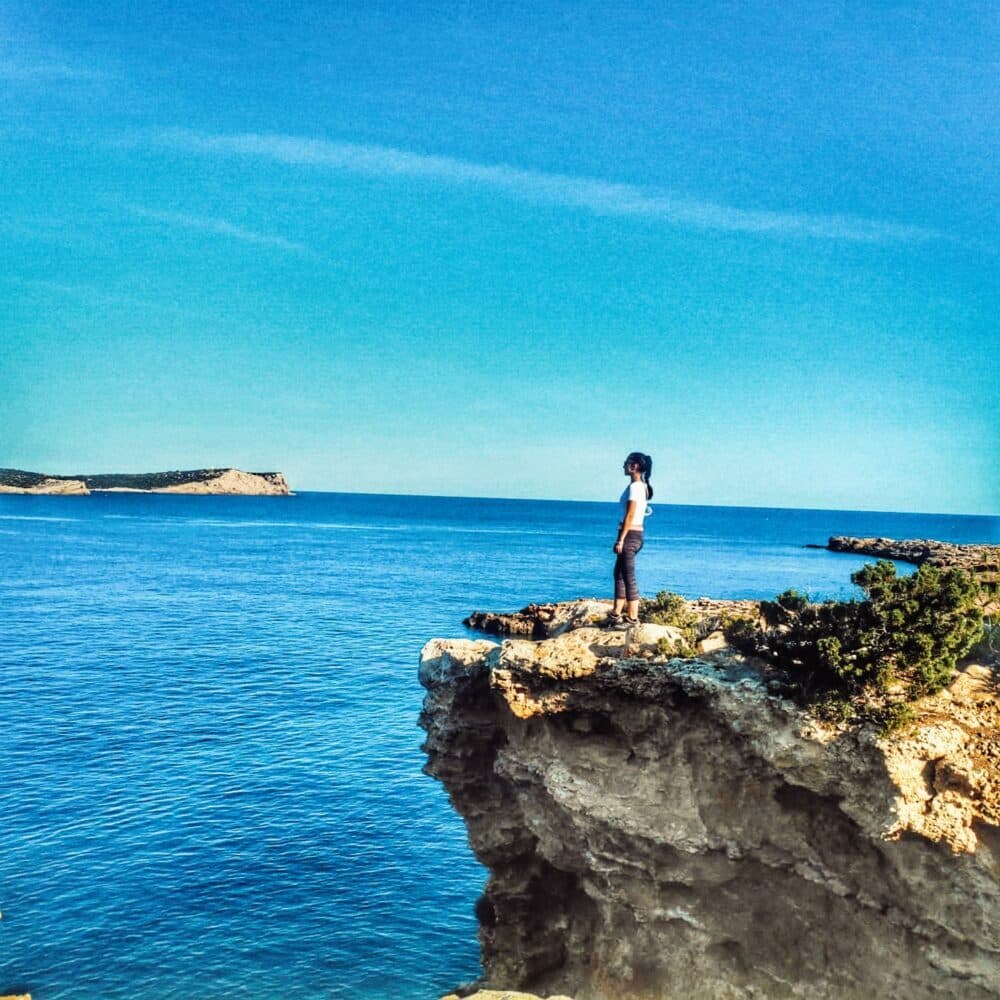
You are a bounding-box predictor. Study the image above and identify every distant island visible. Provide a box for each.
[0,468,292,496]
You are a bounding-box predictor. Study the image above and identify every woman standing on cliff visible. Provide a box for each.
[603,452,653,629]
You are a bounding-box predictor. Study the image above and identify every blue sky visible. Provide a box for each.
[2,1,997,513]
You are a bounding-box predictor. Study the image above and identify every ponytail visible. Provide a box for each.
[625,451,654,500]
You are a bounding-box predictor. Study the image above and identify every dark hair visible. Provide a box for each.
[625,452,653,500]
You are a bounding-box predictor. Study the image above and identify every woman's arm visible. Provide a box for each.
[614,501,638,552]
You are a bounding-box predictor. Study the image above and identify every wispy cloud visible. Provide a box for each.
[127,205,312,254]
[154,127,941,244]
[4,275,206,322]
[0,57,106,81]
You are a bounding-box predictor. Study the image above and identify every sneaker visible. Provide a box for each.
[622,616,641,628]
[601,614,625,630]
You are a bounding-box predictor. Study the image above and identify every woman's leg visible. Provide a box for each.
[613,552,627,614]
[623,532,643,618]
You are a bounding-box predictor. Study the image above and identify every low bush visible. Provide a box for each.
[656,635,698,659]
[725,561,983,729]
[641,591,700,657]
[640,591,698,629]
[760,589,810,622]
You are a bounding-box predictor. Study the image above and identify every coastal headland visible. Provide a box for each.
[824,536,999,609]
[0,468,291,496]
[422,560,999,998]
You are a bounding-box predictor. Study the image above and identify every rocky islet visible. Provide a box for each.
[0,467,291,495]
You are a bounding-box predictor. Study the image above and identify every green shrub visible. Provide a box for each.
[640,591,698,629]
[733,561,983,727]
[811,691,855,724]
[760,589,810,625]
[876,702,918,736]
[850,561,983,695]
[776,588,810,612]
[642,591,701,655]
[656,635,698,659]
[724,616,762,654]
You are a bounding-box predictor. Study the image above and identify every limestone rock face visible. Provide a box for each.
[150,469,291,495]
[0,477,88,494]
[420,626,1000,999]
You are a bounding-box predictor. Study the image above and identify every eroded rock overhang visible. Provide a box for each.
[420,602,1000,1000]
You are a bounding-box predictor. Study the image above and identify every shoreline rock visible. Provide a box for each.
[826,535,998,568]
[422,601,999,999]
[826,536,999,608]
[825,535,1000,615]
[465,601,612,638]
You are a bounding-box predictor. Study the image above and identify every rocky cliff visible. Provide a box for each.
[420,602,1000,1000]
[0,468,291,495]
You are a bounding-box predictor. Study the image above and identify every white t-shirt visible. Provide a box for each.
[619,480,649,530]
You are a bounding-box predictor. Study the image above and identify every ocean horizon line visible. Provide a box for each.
[274,489,1000,522]
[6,483,996,522]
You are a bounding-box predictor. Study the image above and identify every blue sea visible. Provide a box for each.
[1,492,996,999]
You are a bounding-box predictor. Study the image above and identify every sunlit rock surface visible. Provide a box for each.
[0,474,88,494]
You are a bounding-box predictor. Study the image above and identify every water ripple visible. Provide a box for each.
[1,492,995,998]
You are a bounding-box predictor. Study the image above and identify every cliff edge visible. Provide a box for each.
[420,603,999,999]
